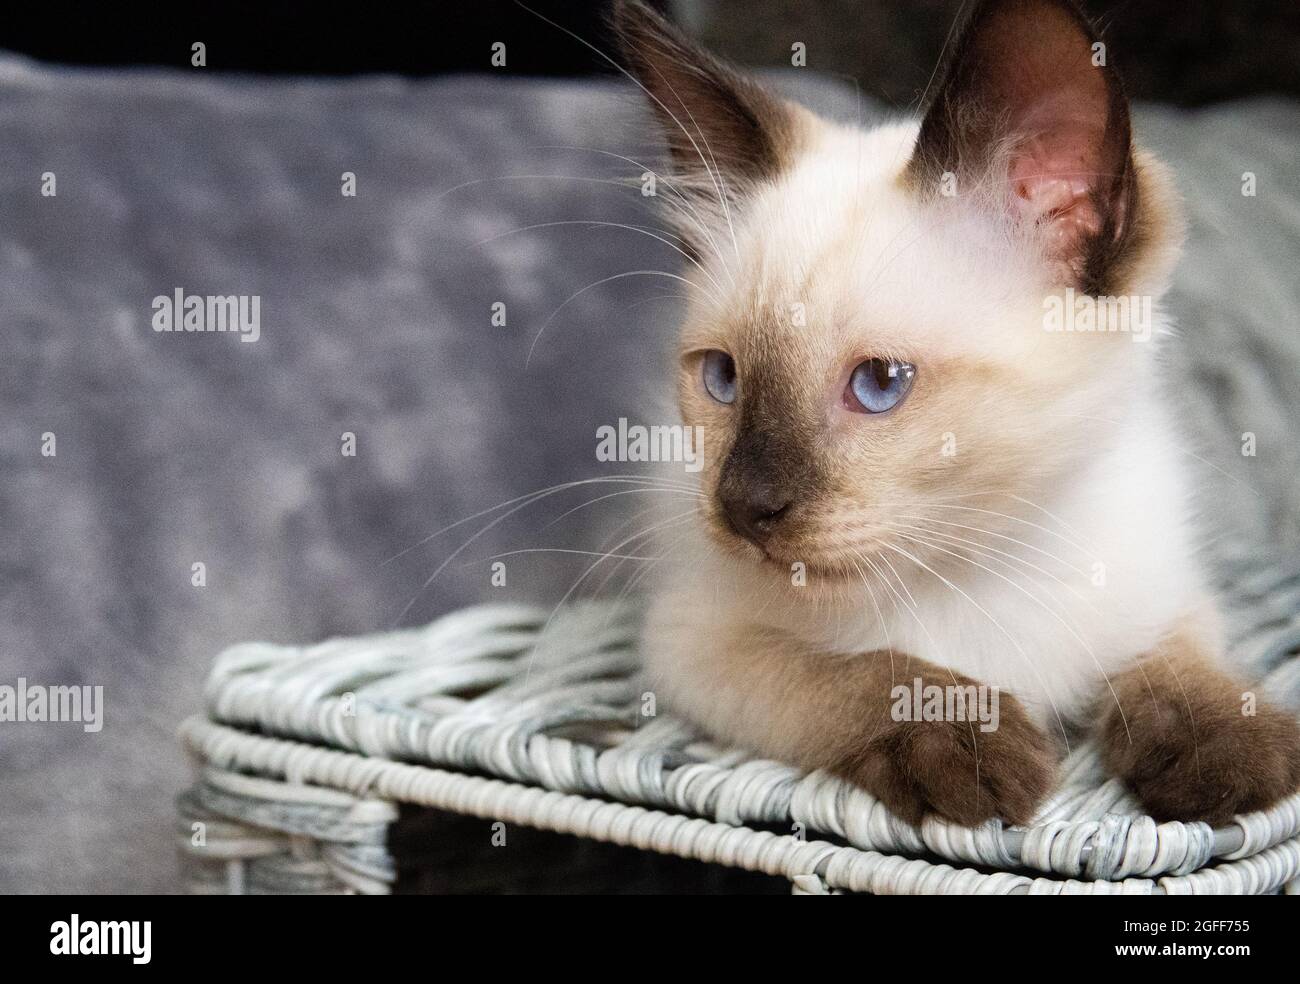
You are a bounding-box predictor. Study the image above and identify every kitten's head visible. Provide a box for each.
[613,0,1181,586]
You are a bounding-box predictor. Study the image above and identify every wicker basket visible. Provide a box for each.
[177,562,1300,894]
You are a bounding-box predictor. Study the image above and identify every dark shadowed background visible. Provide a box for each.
[9,1,1300,107]
[3,0,1300,893]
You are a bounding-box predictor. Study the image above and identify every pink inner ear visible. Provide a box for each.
[1008,115,1109,272]
[981,2,1128,278]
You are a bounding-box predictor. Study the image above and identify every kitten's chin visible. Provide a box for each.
[716,533,865,588]
[770,553,866,586]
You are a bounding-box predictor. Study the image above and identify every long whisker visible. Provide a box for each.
[597,521,696,638]
[890,530,1105,675]
[533,144,737,280]
[432,173,636,202]
[883,520,1100,616]
[473,219,726,298]
[390,477,699,625]
[540,508,700,630]
[605,518,697,607]
[526,269,720,367]
[908,503,1099,558]
[848,549,893,664]
[526,508,701,682]
[383,475,699,566]
[882,537,1072,750]
[464,547,660,564]
[910,488,1097,548]
[849,546,978,753]
[876,550,920,613]
[515,1,741,260]
[540,486,703,533]
[894,506,1097,569]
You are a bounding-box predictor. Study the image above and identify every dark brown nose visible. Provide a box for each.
[720,485,793,547]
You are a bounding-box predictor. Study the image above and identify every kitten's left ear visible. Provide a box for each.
[610,1,806,223]
[908,0,1135,292]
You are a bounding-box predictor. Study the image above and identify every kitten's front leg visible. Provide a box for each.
[1098,629,1300,825]
[644,608,1055,826]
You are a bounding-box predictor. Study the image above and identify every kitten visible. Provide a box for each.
[612,0,1300,826]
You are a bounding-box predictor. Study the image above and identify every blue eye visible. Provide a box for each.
[702,349,737,404]
[847,358,915,414]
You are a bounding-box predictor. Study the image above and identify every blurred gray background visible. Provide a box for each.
[3,1,1300,893]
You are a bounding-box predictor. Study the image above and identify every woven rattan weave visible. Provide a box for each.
[178,560,1300,894]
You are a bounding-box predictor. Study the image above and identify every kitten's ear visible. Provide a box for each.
[908,0,1135,292]
[611,1,804,205]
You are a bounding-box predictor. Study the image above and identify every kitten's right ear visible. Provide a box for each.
[907,0,1137,293]
[611,1,804,210]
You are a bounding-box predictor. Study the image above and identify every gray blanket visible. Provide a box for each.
[2,55,1298,892]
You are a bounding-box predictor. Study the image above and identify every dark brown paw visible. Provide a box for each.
[1100,665,1300,826]
[834,686,1055,827]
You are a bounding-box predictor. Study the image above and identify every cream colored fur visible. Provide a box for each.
[642,116,1216,745]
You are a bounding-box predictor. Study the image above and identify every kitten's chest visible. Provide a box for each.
[780,568,1154,722]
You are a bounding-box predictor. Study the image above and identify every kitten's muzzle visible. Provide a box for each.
[716,425,802,549]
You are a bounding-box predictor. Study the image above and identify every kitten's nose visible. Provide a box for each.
[721,486,793,547]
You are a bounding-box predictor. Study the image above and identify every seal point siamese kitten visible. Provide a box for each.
[612,0,1300,826]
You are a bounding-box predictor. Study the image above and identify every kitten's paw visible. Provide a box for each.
[1100,674,1300,826]
[835,689,1055,827]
